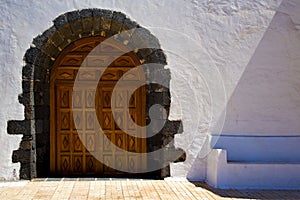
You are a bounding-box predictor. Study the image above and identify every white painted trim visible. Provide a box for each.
[210,134,300,163]
[206,149,300,189]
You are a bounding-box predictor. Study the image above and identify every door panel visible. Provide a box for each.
[50,36,146,176]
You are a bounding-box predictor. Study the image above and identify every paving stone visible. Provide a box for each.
[0,179,299,199]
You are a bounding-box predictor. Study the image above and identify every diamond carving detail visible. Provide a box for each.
[103,92,111,108]
[75,158,82,171]
[87,158,94,170]
[61,112,70,130]
[62,136,69,150]
[74,136,82,152]
[62,157,69,171]
[61,90,69,108]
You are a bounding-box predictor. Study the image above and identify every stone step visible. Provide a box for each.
[206,149,300,190]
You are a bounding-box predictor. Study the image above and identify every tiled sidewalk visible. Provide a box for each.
[0,178,299,199]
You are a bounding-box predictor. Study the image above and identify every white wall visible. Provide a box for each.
[205,1,300,188]
[1,0,296,181]
[222,0,300,135]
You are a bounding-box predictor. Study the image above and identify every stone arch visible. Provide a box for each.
[7,8,185,179]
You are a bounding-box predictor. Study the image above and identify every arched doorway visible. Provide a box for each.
[50,36,146,176]
[8,9,184,179]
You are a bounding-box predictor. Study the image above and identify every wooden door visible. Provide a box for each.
[50,36,146,176]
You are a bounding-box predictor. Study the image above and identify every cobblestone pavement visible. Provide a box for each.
[0,178,299,199]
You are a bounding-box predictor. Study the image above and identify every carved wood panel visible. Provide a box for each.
[50,36,146,176]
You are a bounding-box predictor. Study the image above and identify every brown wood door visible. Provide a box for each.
[50,36,146,176]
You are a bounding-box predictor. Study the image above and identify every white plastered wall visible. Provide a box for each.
[0,0,293,181]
